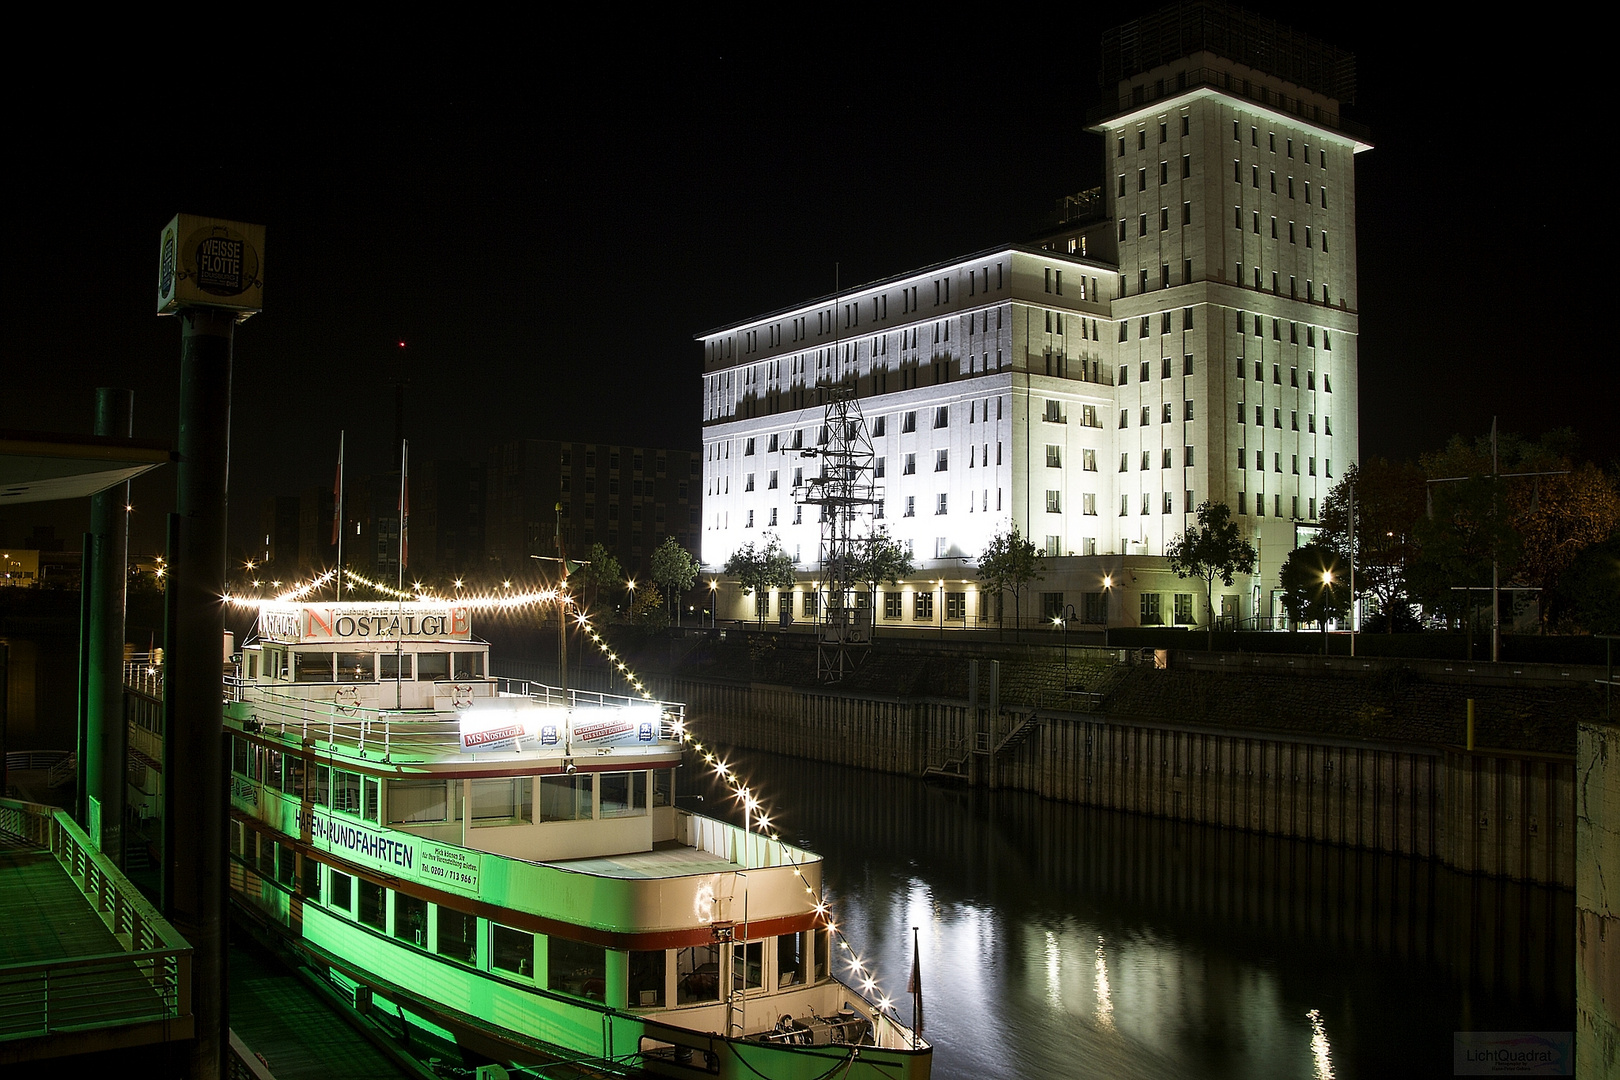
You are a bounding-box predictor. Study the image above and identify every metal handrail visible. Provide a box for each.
[0,798,193,1044]
[228,678,686,763]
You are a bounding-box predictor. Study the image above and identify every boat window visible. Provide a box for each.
[599,773,646,818]
[629,950,666,1008]
[492,925,534,978]
[389,779,451,825]
[676,944,721,1004]
[256,833,275,878]
[417,652,450,681]
[539,774,592,822]
[439,908,478,964]
[294,651,335,682]
[337,652,373,683]
[276,843,296,887]
[364,777,380,822]
[302,858,322,903]
[815,928,829,981]
[395,894,428,947]
[652,769,672,808]
[732,941,762,991]
[380,652,411,680]
[266,749,283,790]
[284,756,305,798]
[452,652,483,679]
[232,737,249,777]
[549,938,606,1002]
[229,820,244,856]
[245,652,258,680]
[777,932,805,988]
[333,770,362,815]
[471,778,531,825]
[358,880,386,931]
[329,870,352,914]
[313,765,331,808]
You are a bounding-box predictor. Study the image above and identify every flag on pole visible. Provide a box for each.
[907,926,924,1036]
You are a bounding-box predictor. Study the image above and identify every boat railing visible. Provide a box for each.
[676,809,816,873]
[0,797,193,1043]
[228,680,684,763]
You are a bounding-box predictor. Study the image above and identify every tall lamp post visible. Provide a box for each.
[1321,570,1335,656]
[936,579,945,640]
[709,579,718,628]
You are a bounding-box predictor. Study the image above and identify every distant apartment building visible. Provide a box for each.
[486,439,701,581]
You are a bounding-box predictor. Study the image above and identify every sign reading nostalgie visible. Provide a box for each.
[258,602,471,644]
[157,213,266,318]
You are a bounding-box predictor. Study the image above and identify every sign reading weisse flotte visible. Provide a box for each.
[258,602,471,644]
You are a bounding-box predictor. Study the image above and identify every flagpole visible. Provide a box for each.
[334,431,345,602]
[396,439,407,710]
[908,924,923,1047]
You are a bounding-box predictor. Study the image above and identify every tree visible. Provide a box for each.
[627,582,670,634]
[650,536,700,625]
[977,525,1044,639]
[1548,528,1620,635]
[1318,460,1426,632]
[723,532,796,627]
[570,543,624,616]
[846,527,914,631]
[1279,541,1352,640]
[1165,500,1257,648]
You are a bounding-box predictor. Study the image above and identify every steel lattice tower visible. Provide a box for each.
[793,387,880,682]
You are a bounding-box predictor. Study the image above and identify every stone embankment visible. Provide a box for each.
[650,631,1601,887]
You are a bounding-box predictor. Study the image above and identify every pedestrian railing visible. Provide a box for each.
[0,798,193,1045]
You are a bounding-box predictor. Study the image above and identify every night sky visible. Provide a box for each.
[2,11,1602,558]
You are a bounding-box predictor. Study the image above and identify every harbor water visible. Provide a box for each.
[685,749,1573,1080]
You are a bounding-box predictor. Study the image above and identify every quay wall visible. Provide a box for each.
[1576,720,1620,1078]
[673,657,1584,888]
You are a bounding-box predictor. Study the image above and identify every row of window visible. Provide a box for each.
[557,449,673,476]
[1120,447,1197,470]
[1237,406,1333,435]
[256,649,483,685]
[1120,491,1198,515]
[717,265,1011,362]
[235,828,829,1009]
[232,740,671,828]
[1239,359,1332,391]
[1238,450,1331,478]
[1119,401,1196,426]
[1235,492,1318,520]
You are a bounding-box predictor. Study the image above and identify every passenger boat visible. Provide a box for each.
[225,599,930,1079]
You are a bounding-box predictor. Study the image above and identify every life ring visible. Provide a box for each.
[450,684,475,710]
[333,686,361,715]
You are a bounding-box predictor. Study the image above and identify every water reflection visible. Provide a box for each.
[685,749,1573,1080]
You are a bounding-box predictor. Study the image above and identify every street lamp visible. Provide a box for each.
[1061,603,1077,689]
[709,579,718,628]
[936,579,945,640]
[1321,570,1334,655]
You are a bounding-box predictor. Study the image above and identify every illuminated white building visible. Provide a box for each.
[700,4,1368,631]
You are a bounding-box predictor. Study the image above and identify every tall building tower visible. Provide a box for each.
[1087,0,1370,619]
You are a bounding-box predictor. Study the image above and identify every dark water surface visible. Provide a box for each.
[685,750,1572,1080]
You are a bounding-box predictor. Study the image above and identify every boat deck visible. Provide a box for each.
[544,838,739,879]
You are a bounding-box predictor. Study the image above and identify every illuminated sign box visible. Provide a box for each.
[157,213,265,318]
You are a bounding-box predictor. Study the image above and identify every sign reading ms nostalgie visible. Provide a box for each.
[156,213,265,318]
[258,602,472,644]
